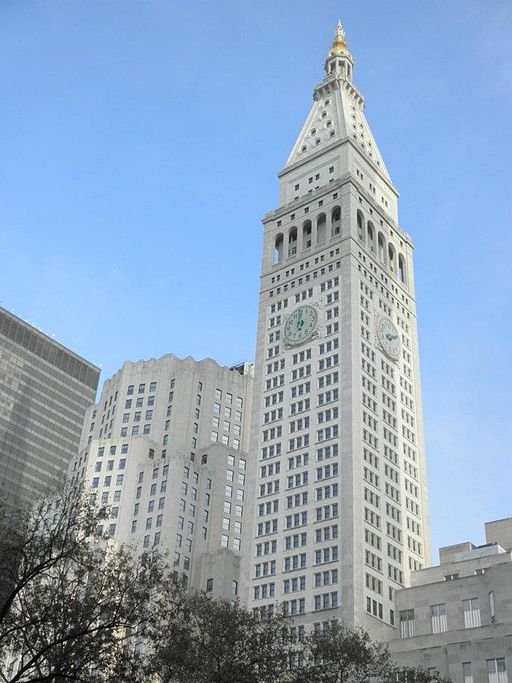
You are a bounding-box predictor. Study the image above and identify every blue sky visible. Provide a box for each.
[0,0,511,559]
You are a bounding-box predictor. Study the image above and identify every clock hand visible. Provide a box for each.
[297,309,304,330]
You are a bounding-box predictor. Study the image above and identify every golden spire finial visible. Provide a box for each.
[327,19,351,59]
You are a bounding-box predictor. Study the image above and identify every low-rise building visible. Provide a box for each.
[390,518,512,682]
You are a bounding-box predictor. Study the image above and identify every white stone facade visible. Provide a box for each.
[70,355,253,599]
[390,518,512,682]
[245,25,431,641]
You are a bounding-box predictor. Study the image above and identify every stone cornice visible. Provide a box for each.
[313,74,365,107]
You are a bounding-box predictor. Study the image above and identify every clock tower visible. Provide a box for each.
[246,21,431,641]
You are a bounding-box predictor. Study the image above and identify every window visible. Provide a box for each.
[138,383,145,394]
[149,381,157,392]
[431,603,447,633]
[206,578,213,592]
[489,591,496,623]
[399,609,415,638]
[221,534,229,548]
[463,598,481,628]
[463,662,473,683]
[487,659,507,683]
[127,385,134,395]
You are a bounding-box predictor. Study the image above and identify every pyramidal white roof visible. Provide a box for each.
[284,21,391,184]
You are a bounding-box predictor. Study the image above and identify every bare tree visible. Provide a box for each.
[0,488,168,683]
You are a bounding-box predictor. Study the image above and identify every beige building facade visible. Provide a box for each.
[70,354,253,599]
[390,518,512,682]
[245,23,431,640]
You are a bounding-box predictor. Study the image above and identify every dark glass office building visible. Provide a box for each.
[0,307,100,508]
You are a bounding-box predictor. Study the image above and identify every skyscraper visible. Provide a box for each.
[246,22,431,640]
[70,354,253,599]
[0,306,100,509]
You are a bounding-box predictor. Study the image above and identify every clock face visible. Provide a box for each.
[283,305,319,347]
[376,316,400,361]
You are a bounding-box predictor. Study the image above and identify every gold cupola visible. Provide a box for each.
[325,20,354,80]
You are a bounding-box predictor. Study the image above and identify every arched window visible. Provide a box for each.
[357,210,365,242]
[288,227,298,257]
[273,234,283,265]
[367,222,375,252]
[388,244,396,273]
[378,232,386,262]
[398,254,406,284]
[317,213,326,244]
[331,206,341,237]
[302,220,312,250]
